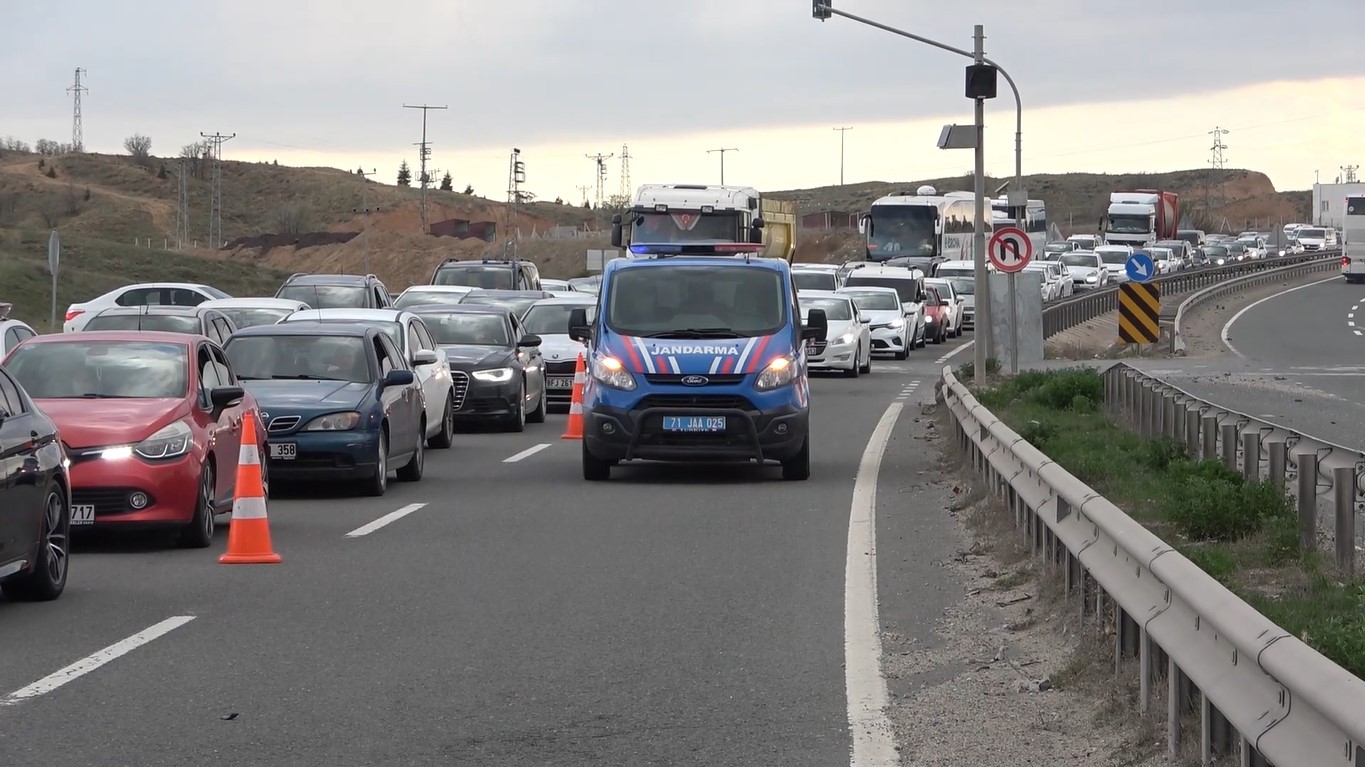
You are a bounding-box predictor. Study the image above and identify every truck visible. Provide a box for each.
[1103,190,1179,248]
[610,184,798,262]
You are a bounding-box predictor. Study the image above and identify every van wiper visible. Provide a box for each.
[642,327,742,339]
[271,374,343,381]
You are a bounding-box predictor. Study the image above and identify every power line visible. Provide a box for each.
[585,152,614,207]
[402,103,448,234]
[200,132,234,249]
[67,68,87,153]
[833,126,852,186]
[707,147,738,185]
[619,144,632,198]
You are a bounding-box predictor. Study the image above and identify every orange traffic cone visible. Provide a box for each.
[561,351,586,440]
[219,410,282,564]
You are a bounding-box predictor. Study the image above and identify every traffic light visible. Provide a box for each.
[965,63,998,100]
[813,0,831,20]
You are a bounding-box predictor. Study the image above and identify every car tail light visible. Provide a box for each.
[1343,256,1351,267]
[64,309,83,322]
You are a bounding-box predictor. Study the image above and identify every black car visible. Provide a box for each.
[457,289,555,320]
[406,305,547,432]
[275,273,393,309]
[430,258,542,291]
[81,305,238,346]
[0,365,71,602]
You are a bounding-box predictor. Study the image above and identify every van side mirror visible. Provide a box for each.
[610,214,623,248]
[568,307,591,343]
[802,308,828,341]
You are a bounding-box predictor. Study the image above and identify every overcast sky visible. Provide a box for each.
[4,1,1364,199]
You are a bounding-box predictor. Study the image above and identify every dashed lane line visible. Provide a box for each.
[934,340,973,365]
[0,615,196,707]
[504,443,552,463]
[345,503,428,538]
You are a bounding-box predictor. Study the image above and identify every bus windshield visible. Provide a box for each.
[867,205,936,259]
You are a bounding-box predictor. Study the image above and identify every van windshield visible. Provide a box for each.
[843,275,921,303]
[604,265,787,338]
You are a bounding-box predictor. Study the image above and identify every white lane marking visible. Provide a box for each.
[1350,313,1356,319]
[1221,275,1341,357]
[845,401,904,766]
[504,443,551,463]
[1351,322,1357,328]
[345,503,428,538]
[1357,331,1363,337]
[934,340,974,365]
[0,616,195,706]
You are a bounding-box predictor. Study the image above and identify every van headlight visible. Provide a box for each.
[303,412,361,431]
[754,356,796,391]
[134,420,193,460]
[591,353,636,391]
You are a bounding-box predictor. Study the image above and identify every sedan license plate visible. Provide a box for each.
[269,442,297,461]
[547,376,575,389]
[71,504,95,526]
[662,415,726,433]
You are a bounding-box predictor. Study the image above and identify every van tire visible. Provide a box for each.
[582,441,611,481]
[781,437,811,481]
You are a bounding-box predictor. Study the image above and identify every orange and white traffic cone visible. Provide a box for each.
[219,410,282,565]
[561,351,586,440]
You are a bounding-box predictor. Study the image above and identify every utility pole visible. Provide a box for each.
[1343,165,1360,184]
[358,168,377,274]
[67,68,87,153]
[707,147,738,185]
[507,148,526,205]
[200,131,235,249]
[175,156,189,250]
[576,185,591,207]
[970,26,991,381]
[833,126,852,186]
[403,103,448,234]
[619,144,632,198]
[1208,126,1229,211]
[585,153,614,207]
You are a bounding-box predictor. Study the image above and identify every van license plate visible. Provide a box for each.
[662,416,726,433]
[269,443,297,460]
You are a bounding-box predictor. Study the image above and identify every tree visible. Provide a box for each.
[181,141,210,180]
[439,171,453,192]
[35,139,63,156]
[554,196,563,205]
[123,134,153,166]
[271,202,315,235]
[156,162,168,179]
[45,166,57,179]
[462,184,473,195]
[397,160,411,187]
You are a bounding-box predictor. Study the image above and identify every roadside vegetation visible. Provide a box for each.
[963,366,1365,681]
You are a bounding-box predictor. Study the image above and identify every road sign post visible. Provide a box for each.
[48,230,60,331]
[1118,282,1161,345]
[987,226,1033,374]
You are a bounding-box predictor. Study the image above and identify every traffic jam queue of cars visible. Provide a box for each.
[0,254,960,601]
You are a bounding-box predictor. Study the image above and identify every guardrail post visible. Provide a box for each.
[1333,465,1356,575]
[1151,387,1165,438]
[1138,627,1152,713]
[1202,415,1217,461]
[1173,400,1187,445]
[1167,656,1188,759]
[1267,439,1287,492]
[1163,396,1178,441]
[1297,451,1319,551]
[1135,383,1149,436]
[1185,409,1200,458]
[1242,431,1260,481]
[1220,423,1238,471]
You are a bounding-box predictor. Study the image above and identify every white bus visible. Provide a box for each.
[991,196,1048,257]
[1343,196,1365,283]
[859,186,989,268]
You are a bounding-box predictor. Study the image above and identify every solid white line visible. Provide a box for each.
[1357,331,1363,337]
[1220,275,1341,357]
[503,443,551,463]
[934,340,974,365]
[345,503,428,538]
[844,402,903,766]
[0,616,195,705]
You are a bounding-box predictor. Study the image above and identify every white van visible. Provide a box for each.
[1295,226,1337,252]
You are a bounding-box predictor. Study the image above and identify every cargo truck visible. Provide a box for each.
[611,184,798,262]
[1104,190,1179,248]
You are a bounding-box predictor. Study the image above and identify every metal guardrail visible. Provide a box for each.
[1040,251,1341,339]
[940,365,1365,767]
[1170,253,1343,355]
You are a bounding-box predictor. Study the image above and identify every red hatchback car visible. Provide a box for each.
[3,331,265,548]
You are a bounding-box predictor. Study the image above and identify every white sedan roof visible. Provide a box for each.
[200,297,311,311]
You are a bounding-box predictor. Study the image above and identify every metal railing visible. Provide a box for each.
[941,365,1365,766]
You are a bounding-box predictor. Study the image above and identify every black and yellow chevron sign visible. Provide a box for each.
[1118,283,1161,344]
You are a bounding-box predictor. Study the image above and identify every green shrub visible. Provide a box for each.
[1141,437,1187,471]
[1252,577,1365,680]
[1162,459,1290,542]
[1019,419,1058,449]
[1181,545,1237,582]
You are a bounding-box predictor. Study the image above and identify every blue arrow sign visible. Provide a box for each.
[1125,251,1156,283]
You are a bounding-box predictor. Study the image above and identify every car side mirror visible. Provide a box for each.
[518,334,542,348]
[860,317,871,325]
[209,385,244,414]
[610,213,624,248]
[383,369,415,387]
[802,308,828,341]
[568,307,591,342]
[411,348,438,366]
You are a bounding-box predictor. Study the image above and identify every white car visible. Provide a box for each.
[279,308,456,449]
[519,295,596,409]
[392,285,475,310]
[838,286,916,360]
[1058,251,1109,291]
[1022,262,1070,301]
[799,290,873,376]
[538,279,578,293]
[1095,245,1135,283]
[0,304,38,358]
[840,263,927,346]
[1147,247,1177,275]
[198,297,311,330]
[63,282,231,333]
[924,278,965,338]
[791,264,843,292]
[1236,236,1267,259]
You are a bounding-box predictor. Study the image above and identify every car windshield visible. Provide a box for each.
[458,294,541,318]
[800,297,853,321]
[1061,254,1100,267]
[6,340,188,398]
[1098,250,1130,265]
[603,265,787,337]
[1203,246,1229,256]
[949,279,973,296]
[1226,244,1246,253]
[82,313,201,334]
[842,275,922,303]
[217,308,293,328]
[792,271,838,291]
[227,335,373,382]
[277,284,370,309]
[417,313,511,346]
[925,289,943,307]
[867,205,936,258]
[936,267,973,280]
[521,303,596,336]
[925,280,954,299]
[287,319,403,348]
[844,291,901,311]
[1044,243,1072,253]
[433,265,515,289]
[395,290,470,309]
[568,277,601,294]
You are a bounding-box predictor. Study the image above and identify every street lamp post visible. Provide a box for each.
[813,2,1025,385]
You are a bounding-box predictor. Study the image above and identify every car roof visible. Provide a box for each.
[406,304,513,317]
[93,305,205,316]
[230,321,378,339]
[838,285,899,294]
[282,308,409,322]
[283,273,372,285]
[19,329,198,346]
[938,260,974,268]
[110,282,216,292]
[461,289,552,298]
[200,297,310,310]
[791,263,840,270]
[797,289,851,301]
[609,255,789,273]
[845,266,924,279]
[400,285,473,293]
[527,296,597,307]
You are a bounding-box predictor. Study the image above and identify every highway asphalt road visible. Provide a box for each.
[0,335,979,766]
[1132,274,1365,449]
